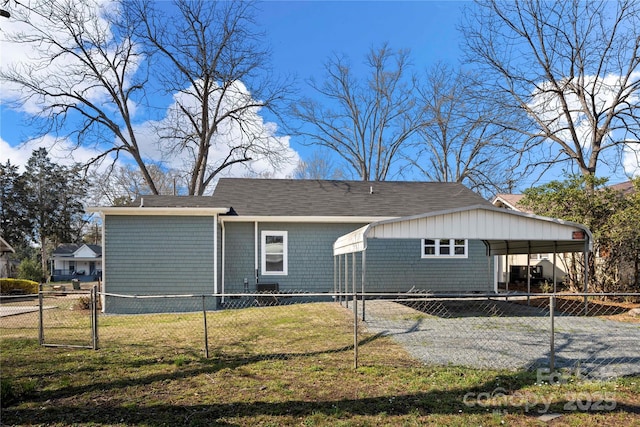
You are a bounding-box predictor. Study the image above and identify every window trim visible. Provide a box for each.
[261,230,288,275]
[421,238,468,259]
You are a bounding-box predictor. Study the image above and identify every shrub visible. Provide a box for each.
[0,279,39,295]
[17,258,43,283]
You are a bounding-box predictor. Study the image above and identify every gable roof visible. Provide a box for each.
[334,205,593,256]
[491,194,530,212]
[0,236,15,254]
[209,178,491,217]
[52,244,102,257]
[492,180,637,214]
[609,180,636,196]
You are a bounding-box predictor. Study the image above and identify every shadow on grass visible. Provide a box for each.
[3,370,639,426]
[1,333,386,406]
[3,334,639,426]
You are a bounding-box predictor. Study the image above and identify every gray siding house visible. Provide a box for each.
[91,179,497,313]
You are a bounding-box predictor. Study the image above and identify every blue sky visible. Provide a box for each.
[1,0,637,190]
[258,1,463,80]
[0,1,467,179]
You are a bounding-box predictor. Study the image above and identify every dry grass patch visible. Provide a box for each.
[1,301,639,426]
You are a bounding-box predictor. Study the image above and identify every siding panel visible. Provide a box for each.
[104,215,216,313]
[221,221,493,295]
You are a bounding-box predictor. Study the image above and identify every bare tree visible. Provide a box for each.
[461,0,640,189]
[1,0,160,194]
[410,63,517,196]
[292,44,424,181]
[124,0,294,195]
[1,0,293,196]
[87,164,186,206]
[292,150,345,180]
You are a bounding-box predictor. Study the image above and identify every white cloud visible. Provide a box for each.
[528,72,640,180]
[1,0,299,191]
[0,0,141,116]
[623,143,640,178]
[134,80,300,184]
[1,135,111,172]
[529,73,640,147]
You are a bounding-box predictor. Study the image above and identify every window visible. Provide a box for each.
[261,231,288,275]
[421,239,468,258]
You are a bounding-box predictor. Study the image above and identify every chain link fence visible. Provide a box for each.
[1,289,638,378]
[354,292,640,379]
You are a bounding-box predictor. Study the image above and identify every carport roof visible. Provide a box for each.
[333,205,592,256]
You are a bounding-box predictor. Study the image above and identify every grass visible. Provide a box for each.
[1,301,639,426]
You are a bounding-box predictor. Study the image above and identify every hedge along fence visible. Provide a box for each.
[0,279,39,295]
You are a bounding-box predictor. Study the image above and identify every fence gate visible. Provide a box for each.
[39,285,98,349]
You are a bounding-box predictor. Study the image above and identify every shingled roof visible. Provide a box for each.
[129,179,489,216]
[211,178,489,217]
[130,179,489,217]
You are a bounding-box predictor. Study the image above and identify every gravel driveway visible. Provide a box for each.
[359,298,640,378]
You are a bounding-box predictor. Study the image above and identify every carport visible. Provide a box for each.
[333,205,593,319]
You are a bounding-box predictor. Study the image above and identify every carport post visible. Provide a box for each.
[338,256,342,305]
[344,254,349,309]
[361,251,366,321]
[549,295,555,372]
[505,242,510,297]
[553,243,557,293]
[583,240,589,315]
[333,256,336,298]
[527,241,531,304]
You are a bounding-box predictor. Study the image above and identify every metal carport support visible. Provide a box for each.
[333,205,593,321]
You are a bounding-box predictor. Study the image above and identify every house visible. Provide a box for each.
[51,244,102,282]
[491,193,566,289]
[491,180,637,291]
[88,178,593,313]
[0,236,15,278]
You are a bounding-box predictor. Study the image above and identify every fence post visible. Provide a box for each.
[91,285,99,350]
[38,283,44,345]
[353,289,358,369]
[202,295,209,358]
[549,295,555,373]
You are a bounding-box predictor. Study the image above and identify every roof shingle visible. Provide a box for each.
[135,178,490,217]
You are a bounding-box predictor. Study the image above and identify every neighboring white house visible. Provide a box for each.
[51,244,102,282]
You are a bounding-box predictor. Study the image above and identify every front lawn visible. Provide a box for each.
[1,303,638,426]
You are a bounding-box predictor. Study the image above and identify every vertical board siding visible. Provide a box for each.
[104,215,216,313]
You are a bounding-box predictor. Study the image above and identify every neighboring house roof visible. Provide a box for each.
[52,244,102,258]
[492,180,636,213]
[209,178,491,217]
[491,194,528,212]
[0,236,15,254]
[609,180,636,196]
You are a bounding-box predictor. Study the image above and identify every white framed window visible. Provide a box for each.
[261,231,288,275]
[421,239,468,258]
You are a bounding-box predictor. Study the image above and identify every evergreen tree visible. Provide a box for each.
[0,160,30,246]
[20,149,86,280]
